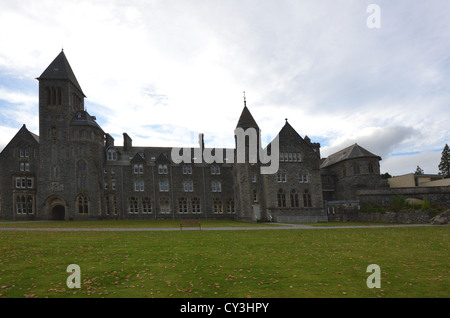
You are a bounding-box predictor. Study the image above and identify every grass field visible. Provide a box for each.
[0,221,448,298]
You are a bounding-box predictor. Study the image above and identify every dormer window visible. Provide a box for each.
[107,149,118,161]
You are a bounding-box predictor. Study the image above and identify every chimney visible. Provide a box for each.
[123,133,132,152]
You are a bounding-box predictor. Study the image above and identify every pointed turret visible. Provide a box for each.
[38,50,85,97]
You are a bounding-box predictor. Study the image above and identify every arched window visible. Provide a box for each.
[277,189,286,207]
[142,197,152,214]
[191,198,201,214]
[178,197,188,213]
[158,164,168,174]
[368,162,375,174]
[160,197,170,214]
[213,198,223,213]
[277,171,287,183]
[77,195,89,214]
[303,190,312,207]
[290,189,299,207]
[226,198,235,214]
[128,197,138,214]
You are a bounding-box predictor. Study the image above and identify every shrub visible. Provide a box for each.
[390,195,408,212]
[421,197,431,211]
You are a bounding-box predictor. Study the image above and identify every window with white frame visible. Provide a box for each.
[159,179,169,192]
[212,181,222,192]
[211,165,220,175]
[134,180,144,192]
[277,171,287,183]
[299,173,308,183]
[158,164,168,174]
[184,180,194,192]
[183,164,192,174]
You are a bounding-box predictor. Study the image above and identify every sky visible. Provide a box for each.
[0,0,449,176]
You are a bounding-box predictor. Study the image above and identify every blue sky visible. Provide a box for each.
[0,0,449,175]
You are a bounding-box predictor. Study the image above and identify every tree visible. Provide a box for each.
[380,172,392,179]
[438,144,450,178]
[415,165,424,175]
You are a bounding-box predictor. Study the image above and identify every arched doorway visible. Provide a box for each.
[51,205,65,220]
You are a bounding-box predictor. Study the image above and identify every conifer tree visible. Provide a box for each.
[438,144,450,178]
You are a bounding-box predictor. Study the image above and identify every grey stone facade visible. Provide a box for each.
[0,51,385,222]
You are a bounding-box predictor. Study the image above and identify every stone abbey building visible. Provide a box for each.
[0,51,383,222]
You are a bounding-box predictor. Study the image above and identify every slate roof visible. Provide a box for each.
[320,143,381,168]
[70,111,103,131]
[236,106,259,130]
[37,50,85,96]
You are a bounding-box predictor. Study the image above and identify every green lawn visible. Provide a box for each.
[0,225,448,298]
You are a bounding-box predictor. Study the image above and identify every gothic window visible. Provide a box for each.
[158,164,168,174]
[277,189,286,207]
[226,198,235,214]
[368,162,375,174]
[211,165,220,175]
[303,189,312,207]
[299,173,308,183]
[134,180,144,192]
[77,195,89,214]
[16,195,33,214]
[134,164,144,174]
[183,164,192,174]
[15,195,26,214]
[191,198,201,214]
[159,179,169,192]
[128,197,139,214]
[107,149,118,161]
[252,173,257,183]
[342,165,347,177]
[142,197,152,214]
[26,196,34,214]
[277,171,287,183]
[184,180,194,192]
[105,195,118,215]
[213,198,223,213]
[160,197,170,214]
[212,181,222,192]
[178,197,188,213]
[290,189,299,207]
[46,87,62,106]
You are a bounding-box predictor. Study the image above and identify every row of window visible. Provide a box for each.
[127,197,235,214]
[277,171,309,183]
[15,177,34,189]
[343,163,377,176]
[15,195,34,214]
[279,153,302,162]
[277,189,312,208]
[128,164,223,175]
[133,180,223,193]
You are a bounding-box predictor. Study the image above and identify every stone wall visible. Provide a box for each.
[328,209,432,223]
[357,186,450,208]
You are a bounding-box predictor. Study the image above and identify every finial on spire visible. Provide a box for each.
[285,118,288,123]
[243,91,246,107]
